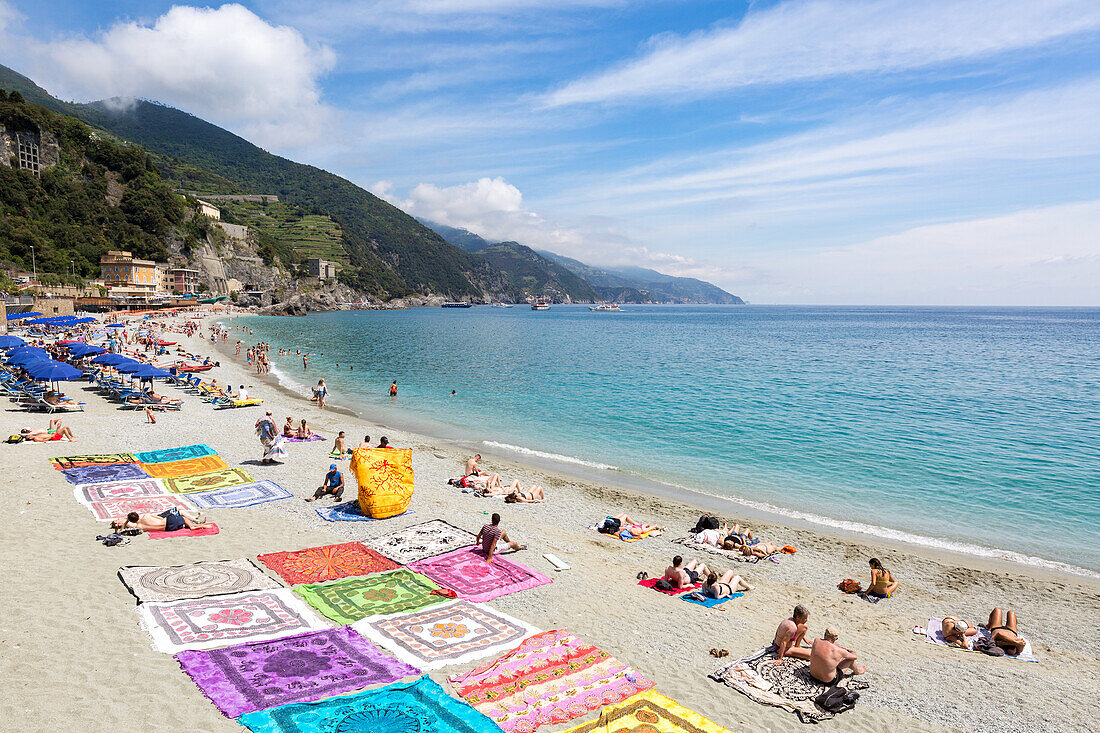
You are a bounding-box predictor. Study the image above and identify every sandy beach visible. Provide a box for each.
[1,312,1097,733]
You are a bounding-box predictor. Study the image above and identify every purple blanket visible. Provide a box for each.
[61,462,148,485]
[284,434,325,442]
[174,626,419,717]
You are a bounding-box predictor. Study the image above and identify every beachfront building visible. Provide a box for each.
[306,258,337,280]
[195,199,221,219]
[170,268,201,294]
[100,251,156,294]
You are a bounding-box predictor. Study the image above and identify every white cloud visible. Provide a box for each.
[757,201,1100,304]
[17,4,336,149]
[544,0,1100,106]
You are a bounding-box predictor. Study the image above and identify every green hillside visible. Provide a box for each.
[216,198,348,270]
[479,242,598,302]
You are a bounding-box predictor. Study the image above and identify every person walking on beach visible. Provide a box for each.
[476,513,527,563]
[389,380,397,397]
[314,379,327,409]
[306,463,345,502]
[255,411,281,465]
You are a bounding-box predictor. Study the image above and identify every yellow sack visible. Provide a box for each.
[352,447,414,519]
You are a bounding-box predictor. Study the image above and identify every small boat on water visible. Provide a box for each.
[531,301,551,310]
[588,303,622,312]
[491,302,513,308]
[441,301,473,308]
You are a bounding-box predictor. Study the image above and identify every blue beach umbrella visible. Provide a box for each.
[71,317,97,324]
[0,335,26,349]
[7,346,49,360]
[90,353,130,365]
[105,324,125,329]
[131,365,171,379]
[8,352,49,367]
[24,360,83,381]
[65,343,106,357]
[7,312,41,320]
[113,360,146,374]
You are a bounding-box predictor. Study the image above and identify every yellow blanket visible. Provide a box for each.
[561,691,733,732]
[142,454,229,478]
[352,447,414,519]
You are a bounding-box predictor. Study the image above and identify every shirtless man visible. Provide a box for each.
[331,431,348,456]
[663,556,709,589]
[773,605,811,662]
[110,508,211,533]
[809,627,865,684]
[358,435,372,449]
[465,453,488,477]
[20,420,76,442]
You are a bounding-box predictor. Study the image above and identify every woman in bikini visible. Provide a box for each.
[296,419,313,439]
[20,419,76,442]
[984,608,1027,656]
[701,570,754,599]
[867,558,899,598]
[503,481,546,503]
[941,615,978,648]
[283,417,296,437]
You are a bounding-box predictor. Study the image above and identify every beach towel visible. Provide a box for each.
[50,452,137,470]
[134,444,216,463]
[710,647,869,724]
[146,523,220,539]
[924,618,1038,662]
[638,577,699,595]
[73,478,167,505]
[119,558,281,603]
[258,542,401,585]
[86,494,194,521]
[561,690,735,732]
[141,455,229,479]
[588,524,662,543]
[263,435,288,462]
[61,462,149,485]
[284,434,324,442]
[408,546,552,603]
[175,626,419,718]
[682,591,743,608]
[672,535,778,563]
[313,499,413,522]
[294,569,446,624]
[137,588,330,654]
[449,629,655,733]
[187,480,291,509]
[353,599,540,670]
[163,467,255,493]
[368,519,478,564]
[238,675,500,733]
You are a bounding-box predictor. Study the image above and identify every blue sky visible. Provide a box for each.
[1,0,1098,304]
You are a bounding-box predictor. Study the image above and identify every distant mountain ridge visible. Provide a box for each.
[425,221,743,304]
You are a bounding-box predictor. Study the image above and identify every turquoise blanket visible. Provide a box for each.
[238,676,498,732]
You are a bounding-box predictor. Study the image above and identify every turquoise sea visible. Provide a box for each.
[233,306,1100,577]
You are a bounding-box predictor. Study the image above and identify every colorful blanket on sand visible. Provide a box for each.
[682,591,742,608]
[187,480,291,509]
[146,523,220,539]
[924,617,1038,661]
[449,629,655,732]
[637,577,699,595]
[561,690,735,733]
[163,467,255,493]
[258,542,401,585]
[175,626,419,718]
[284,434,324,442]
[293,569,446,624]
[408,546,552,603]
[86,494,195,521]
[710,647,869,724]
[353,599,539,671]
[134,444,216,463]
[50,453,137,470]
[119,558,282,603]
[671,535,777,563]
[238,676,500,733]
[137,589,330,654]
[313,499,413,522]
[61,462,149,485]
[368,519,477,563]
[141,455,229,479]
[73,478,167,505]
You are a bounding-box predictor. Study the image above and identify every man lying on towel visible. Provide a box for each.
[111,508,212,533]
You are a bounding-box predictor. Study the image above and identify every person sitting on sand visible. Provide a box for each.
[378,436,393,448]
[983,608,1027,656]
[809,627,866,684]
[330,431,348,457]
[773,605,812,662]
[296,419,314,440]
[505,483,545,503]
[283,417,296,437]
[476,512,526,563]
[110,508,211,533]
[306,463,344,502]
[20,419,76,442]
[702,570,754,598]
[664,556,709,588]
[867,558,899,598]
[465,453,488,477]
[358,435,371,449]
[941,615,979,649]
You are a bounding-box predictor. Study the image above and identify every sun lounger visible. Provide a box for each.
[212,397,263,409]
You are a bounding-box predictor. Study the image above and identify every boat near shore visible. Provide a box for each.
[531,301,551,310]
[588,303,622,312]
[441,301,473,308]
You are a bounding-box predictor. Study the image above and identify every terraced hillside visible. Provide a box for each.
[215,199,348,271]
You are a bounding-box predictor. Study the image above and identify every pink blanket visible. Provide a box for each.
[408,546,551,603]
[147,523,220,539]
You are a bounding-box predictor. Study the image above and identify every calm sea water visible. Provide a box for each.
[233,306,1100,576]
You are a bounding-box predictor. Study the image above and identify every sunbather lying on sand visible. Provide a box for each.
[809,627,866,684]
[983,607,1027,656]
[774,605,811,662]
[739,540,780,558]
[448,473,504,492]
[505,483,545,503]
[20,419,75,442]
[701,570,754,598]
[941,615,979,648]
[664,556,709,588]
[110,508,211,532]
[597,514,662,538]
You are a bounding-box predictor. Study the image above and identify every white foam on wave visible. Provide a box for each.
[662,482,1100,580]
[481,441,619,471]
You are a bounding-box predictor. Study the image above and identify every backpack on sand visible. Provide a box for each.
[816,686,859,713]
